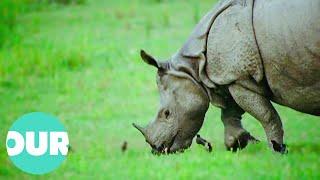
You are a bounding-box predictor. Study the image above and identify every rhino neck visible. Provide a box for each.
[169,53,226,108]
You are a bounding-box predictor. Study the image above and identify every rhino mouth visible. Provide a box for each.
[151,132,182,155]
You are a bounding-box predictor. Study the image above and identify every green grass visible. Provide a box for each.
[0,0,319,179]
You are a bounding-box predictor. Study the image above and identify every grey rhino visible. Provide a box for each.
[133,0,320,154]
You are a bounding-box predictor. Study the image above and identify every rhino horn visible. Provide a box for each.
[132,123,147,137]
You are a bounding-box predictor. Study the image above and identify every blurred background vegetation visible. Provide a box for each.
[0,0,85,46]
[0,0,87,79]
[0,0,319,179]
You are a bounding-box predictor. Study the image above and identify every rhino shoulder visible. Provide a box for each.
[206,0,264,85]
[180,0,264,86]
[180,0,234,58]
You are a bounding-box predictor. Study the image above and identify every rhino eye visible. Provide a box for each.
[164,110,170,119]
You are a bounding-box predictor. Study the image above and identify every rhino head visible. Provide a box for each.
[133,50,210,154]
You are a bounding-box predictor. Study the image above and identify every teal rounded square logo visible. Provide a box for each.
[6,112,69,175]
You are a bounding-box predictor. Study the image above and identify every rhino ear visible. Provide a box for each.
[140,50,160,69]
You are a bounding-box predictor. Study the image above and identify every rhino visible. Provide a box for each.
[133,0,320,154]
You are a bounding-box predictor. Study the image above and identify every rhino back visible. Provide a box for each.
[254,0,320,115]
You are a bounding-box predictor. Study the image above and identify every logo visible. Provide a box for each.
[6,112,69,175]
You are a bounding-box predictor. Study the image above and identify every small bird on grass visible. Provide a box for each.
[196,134,212,152]
[121,141,128,153]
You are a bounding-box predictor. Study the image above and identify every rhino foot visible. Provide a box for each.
[225,129,259,152]
[271,140,288,154]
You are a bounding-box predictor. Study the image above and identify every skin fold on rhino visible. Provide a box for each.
[133,0,320,154]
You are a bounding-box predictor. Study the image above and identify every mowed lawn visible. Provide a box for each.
[0,0,319,179]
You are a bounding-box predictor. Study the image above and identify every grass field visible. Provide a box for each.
[0,0,319,179]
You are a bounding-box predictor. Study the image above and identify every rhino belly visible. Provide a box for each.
[254,0,320,115]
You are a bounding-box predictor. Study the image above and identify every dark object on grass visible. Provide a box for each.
[196,134,206,146]
[196,134,212,152]
[67,144,73,152]
[121,141,127,152]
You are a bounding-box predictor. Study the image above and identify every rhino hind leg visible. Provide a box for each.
[221,99,259,152]
[229,83,287,154]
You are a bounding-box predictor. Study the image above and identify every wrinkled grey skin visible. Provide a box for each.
[133,0,320,154]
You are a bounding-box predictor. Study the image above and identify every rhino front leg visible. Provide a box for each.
[229,83,287,153]
[222,100,259,152]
